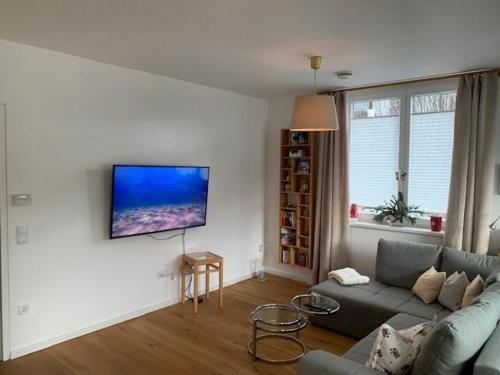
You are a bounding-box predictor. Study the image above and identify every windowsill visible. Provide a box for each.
[350,220,444,237]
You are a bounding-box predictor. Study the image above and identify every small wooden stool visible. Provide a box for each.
[181,251,223,314]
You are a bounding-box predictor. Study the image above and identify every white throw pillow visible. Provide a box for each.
[437,271,469,311]
[412,266,447,304]
[366,318,436,375]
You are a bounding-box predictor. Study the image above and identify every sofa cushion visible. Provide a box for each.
[474,322,500,375]
[311,279,401,322]
[485,271,500,288]
[343,313,428,365]
[366,318,436,374]
[311,278,450,334]
[376,239,443,289]
[438,271,470,311]
[462,275,485,308]
[412,266,446,303]
[397,297,451,321]
[412,302,498,375]
[473,281,500,316]
[440,247,500,281]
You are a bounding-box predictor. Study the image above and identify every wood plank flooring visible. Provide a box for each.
[0,274,356,374]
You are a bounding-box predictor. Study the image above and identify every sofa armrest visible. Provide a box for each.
[297,350,379,375]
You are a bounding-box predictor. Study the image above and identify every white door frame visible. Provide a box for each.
[0,104,10,360]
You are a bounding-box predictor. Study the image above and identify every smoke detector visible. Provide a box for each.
[336,71,353,80]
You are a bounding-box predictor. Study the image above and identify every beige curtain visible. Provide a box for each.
[313,92,350,283]
[444,72,498,254]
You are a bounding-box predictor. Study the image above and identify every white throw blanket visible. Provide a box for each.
[328,267,370,285]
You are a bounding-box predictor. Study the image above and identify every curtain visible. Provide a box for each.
[312,92,350,283]
[444,72,498,254]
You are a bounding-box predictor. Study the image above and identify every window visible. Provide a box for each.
[349,83,457,217]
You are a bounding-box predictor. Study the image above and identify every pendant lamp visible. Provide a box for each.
[291,56,339,131]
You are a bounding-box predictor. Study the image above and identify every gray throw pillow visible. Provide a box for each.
[438,271,469,311]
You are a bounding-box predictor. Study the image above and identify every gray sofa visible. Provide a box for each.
[298,239,500,375]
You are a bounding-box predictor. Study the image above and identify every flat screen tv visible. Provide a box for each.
[110,165,209,239]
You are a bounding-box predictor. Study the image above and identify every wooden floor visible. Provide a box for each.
[0,275,356,374]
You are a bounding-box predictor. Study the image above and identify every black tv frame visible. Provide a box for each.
[109,164,210,239]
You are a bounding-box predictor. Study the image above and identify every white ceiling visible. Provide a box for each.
[1,0,500,99]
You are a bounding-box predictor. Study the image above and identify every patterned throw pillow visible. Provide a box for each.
[366,318,436,375]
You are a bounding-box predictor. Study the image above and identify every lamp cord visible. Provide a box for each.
[314,68,317,95]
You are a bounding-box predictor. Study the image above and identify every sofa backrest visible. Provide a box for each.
[474,322,500,375]
[440,247,500,281]
[412,301,498,375]
[376,239,443,289]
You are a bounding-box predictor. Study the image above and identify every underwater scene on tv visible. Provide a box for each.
[111,165,209,238]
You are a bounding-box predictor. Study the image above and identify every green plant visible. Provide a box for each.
[372,192,423,225]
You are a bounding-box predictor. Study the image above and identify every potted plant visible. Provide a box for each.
[372,192,423,226]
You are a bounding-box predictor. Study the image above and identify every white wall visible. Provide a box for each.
[0,39,268,357]
[264,95,500,284]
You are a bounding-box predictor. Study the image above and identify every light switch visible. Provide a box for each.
[16,226,29,245]
[12,194,32,206]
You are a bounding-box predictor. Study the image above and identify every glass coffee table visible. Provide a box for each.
[248,303,307,363]
[248,294,340,363]
[291,293,340,316]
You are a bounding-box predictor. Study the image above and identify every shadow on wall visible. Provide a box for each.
[85,166,112,242]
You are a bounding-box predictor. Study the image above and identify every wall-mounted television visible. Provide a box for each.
[110,165,209,239]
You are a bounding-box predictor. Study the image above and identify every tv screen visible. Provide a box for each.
[110,165,209,239]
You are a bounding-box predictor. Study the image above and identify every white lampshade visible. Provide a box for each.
[291,95,339,131]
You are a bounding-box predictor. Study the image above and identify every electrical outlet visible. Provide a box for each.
[157,270,169,279]
[17,303,30,315]
[16,226,29,245]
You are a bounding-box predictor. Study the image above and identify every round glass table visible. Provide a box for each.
[291,293,340,316]
[247,303,307,363]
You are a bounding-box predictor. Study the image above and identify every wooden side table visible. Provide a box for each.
[181,251,223,314]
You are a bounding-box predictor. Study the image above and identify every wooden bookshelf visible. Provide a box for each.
[278,129,317,269]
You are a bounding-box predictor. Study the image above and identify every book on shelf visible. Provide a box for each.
[280,210,296,227]
[282,249,290,263]
[296,252,307,267]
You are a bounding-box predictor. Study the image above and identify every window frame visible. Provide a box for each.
[347,79,459,219]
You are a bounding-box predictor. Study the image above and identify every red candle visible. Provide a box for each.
[350,204,359,219]
[430,216,442,232]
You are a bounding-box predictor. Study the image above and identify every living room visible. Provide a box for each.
[0,1,499,374]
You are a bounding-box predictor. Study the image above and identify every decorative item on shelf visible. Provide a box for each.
[300,183,310,193]
[284,183,291,192]
[430,215,443,232]
[282,249,290,263]
[291,56,339,132]
[284,175,291,181]
[372,192,423,226]
[298,132,309,144]
[289,149,306,158]
[297,160,310,174]
[280,228,296,245]
[289,132,300,145]
[350,203,360,219]
[296,252,307,267]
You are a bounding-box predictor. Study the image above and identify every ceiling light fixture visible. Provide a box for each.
[291,56,339,132]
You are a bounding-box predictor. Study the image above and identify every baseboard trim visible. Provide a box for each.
[266,268,312,285]
[10,273,253,359]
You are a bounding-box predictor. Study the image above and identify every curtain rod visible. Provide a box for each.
[323,67,500,94]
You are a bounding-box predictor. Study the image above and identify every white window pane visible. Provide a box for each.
[350,98,400,207]
[408,92,456,213]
